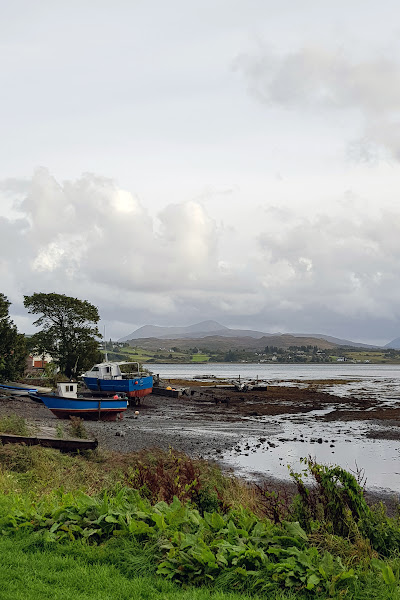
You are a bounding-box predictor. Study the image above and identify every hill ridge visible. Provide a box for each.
[119,321,375,348]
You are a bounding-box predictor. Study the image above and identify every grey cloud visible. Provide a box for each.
[236,45,400,159]
[3,168,400,344]
[1,169,247,325]
[257,210,400,323]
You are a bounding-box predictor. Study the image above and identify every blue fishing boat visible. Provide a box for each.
[82,362,152,402]
[30,383,128,421]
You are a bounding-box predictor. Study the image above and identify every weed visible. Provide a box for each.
[289,457,370,537]
[125,448,203,505]
[0,489,357,595]
[289,457,400,558]
[68,416,87,439]
[0,414,30,436]
[255,484,292,524]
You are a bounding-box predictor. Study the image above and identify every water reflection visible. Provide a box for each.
[222,410,400,493]
[152,363,400,492]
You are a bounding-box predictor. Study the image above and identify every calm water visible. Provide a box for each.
[150,363,400,401]
[149,362,400,382]
[150,363,400,493]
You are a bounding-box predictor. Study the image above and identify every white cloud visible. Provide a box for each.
[2,168,400,344]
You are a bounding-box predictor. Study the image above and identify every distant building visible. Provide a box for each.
[26,353,52,371]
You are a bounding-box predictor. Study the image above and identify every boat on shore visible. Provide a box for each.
[30,382,128,421]
[82,362,153,403]
[0,383,38,396]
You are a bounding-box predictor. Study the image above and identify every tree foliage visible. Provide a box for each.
[0,293,27,381]
[23,292,102,378]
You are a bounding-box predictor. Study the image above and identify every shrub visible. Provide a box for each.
[68,416,87,439]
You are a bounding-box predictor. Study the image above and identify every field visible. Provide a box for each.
[105,346,213,363]
[340,350,394,363]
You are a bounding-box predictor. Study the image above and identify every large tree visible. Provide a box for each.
[24,292,102,379]
[0,293,27,381]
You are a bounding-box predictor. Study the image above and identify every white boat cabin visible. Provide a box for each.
[57,382,78,398]
[83,362,141,380]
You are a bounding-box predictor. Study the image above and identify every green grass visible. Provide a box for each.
[105,347,156,363]
[0,535,292,600]
[102,346,217,364]
[330,350,400,364]
[191,353,210,363]
[0,535,398,600]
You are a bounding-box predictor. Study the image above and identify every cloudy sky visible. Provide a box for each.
[2,0,400,345]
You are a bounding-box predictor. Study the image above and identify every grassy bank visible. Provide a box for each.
[0,443,400,598]
[0,535,268,600]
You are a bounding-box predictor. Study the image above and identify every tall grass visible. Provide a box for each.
[0,445,399,597]
[0,414,31,436]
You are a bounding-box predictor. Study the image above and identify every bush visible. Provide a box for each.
[68,416,87,439]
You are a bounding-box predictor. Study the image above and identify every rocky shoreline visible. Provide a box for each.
[1,381,399,510]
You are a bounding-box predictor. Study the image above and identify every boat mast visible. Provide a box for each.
[104,326,108,362]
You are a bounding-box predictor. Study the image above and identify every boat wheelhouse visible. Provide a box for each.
[82,361,153,402]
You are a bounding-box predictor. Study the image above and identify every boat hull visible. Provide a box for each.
[33,394,128,421]
[0,383,38,395]
[83,375,153,398]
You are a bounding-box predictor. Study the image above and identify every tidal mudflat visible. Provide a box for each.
[1,377,399,499]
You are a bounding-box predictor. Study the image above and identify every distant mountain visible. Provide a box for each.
[384,337,400,349]
[118,321,373,348]
[289,333,378,349]
[118,321,275,342]
[127,334,338,352]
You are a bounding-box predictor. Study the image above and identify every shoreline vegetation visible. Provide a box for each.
[0,442,399,598]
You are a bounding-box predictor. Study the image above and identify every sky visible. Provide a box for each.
[1,0,400,345]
